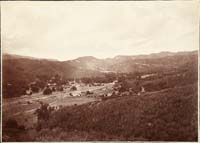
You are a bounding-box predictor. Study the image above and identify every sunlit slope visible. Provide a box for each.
[36,83,197,141]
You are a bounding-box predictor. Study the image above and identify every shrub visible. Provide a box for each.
[35,103,55,122]
[31,85,40,93]
[70,86,77,91]
[3,81,28,97]
[43,87,52,95]
[6,118,18,128]
[86,90,93,95]
[52,87,56,92]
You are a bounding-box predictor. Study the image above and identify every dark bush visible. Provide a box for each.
[86,90,93,95]
[6,118,18,128]
[43,87,52,95]
[3,81,28,97]
[31,85,40,93]
[35,103,55,121]
[70,86,77,91]
[52,87,56,92]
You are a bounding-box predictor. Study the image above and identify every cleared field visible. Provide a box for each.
[2,83,114,128]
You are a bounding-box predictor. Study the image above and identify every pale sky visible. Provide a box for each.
[1,1,199,61]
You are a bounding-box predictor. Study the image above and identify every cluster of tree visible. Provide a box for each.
[3,80,28,98]
[114,72,143,95]
[3,118,26,141]
[118,80,141,94]
[114,65,198,95]
[5,118,25,130]
[43,86,53,95]
[70,86,77,91]
[3,74,68,98]
[34,103,56,131]
[35,103,55,121]
[81,73,117,84]
[49,74,68,86]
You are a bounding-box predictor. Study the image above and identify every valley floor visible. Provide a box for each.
[2,83,113,129]
[2,82,198,141]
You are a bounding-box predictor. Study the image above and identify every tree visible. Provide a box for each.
[34,103,55,121]
[70,86,77,91]
[43,86,52,95]
[31,85,40,93]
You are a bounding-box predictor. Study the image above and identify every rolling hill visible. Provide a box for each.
[3,50,198,81]
[29,83,198,141]
[3,50,198,98]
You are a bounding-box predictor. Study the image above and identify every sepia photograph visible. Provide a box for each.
[1,1,199,142]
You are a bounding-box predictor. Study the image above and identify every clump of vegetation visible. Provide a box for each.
[86,90,93,95]
[34,103,55,131]
[3,118,26,142]
[35,103,55,121]
[5,118,19,128]
[81,73,116,85]
[30,84,40,93]
[3,81,28,98]
[43,87,52,95]
[52,87,56,92]
[70,86,77,91]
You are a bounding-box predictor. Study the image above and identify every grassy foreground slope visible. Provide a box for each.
[35,83,197,141]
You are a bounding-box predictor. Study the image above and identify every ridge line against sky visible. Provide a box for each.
[3,50,197,62]
[1,1,199,61]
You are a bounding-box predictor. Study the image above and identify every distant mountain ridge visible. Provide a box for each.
[3,50,197,62]
[2,50,198,83]
[3,53,59,61]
